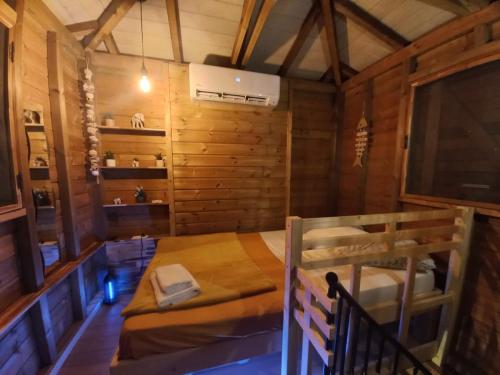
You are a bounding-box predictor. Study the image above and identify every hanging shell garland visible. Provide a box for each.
[353,115,369,168]
[82,63,100,177]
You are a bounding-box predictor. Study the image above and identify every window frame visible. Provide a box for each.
[400,56,500,217]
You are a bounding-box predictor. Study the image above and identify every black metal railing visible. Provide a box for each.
[323,272,432,375]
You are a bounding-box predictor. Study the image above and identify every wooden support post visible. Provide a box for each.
[11,0,44,291]
[356,79,373,214]
[282,216,303,375]
[332,91,344,215]
[70,265,87,321]
[47,31,80,259]
[285,86,294,217]
[166,64,176,236]
[398,256,417,344]
[300,288,313,375]
[30,296,57,366]
[433,207,474,367]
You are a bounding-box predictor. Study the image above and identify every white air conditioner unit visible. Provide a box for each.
[189,63,280,107]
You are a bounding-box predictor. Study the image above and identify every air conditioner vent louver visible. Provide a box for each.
[189,63,280,107]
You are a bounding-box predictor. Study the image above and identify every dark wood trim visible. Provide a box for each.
[320,0,342,86]
[278,1,321,76]
[0,207,26,223]
[103,33,119,54]
[11,0,45,292]
[334,0,409,50]
[241,0,275,67]
[82,0,135,50]
[70,265,87,321]
[0,241,105,338]
[342,1,500,91]
[331,90,344,216]
[30,296,57,366]
[399,195,500,218]
[414,0,470,16]
[391,58,415,212]
[356,79,373,214]
[166,0,183,63]
[321,63,359,82]
[47,31,80,259]
[66,20,98,34]
[231,0,256,65]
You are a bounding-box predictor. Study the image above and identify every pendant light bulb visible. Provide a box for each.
[139,65,151,93]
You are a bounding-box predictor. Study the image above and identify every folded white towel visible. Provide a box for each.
[155,264,196,295]
[150,271,201,308]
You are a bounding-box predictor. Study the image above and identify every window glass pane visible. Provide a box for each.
[0,24,16,207]
[406,60,500,205]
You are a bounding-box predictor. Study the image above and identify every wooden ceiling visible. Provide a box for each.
[42,0,493,84]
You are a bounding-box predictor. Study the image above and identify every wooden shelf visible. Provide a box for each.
[97,126,166,135]
[102,203,168,208]
[37,205,55,211]
[30,166,49,169]
[25,124,45,131]
[100,166,167,170]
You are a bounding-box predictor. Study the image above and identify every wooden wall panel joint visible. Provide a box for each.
[47,31,81,259]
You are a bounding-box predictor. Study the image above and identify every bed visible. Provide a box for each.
[110,207,473,375]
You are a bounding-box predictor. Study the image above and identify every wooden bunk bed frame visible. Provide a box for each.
[282,207,474,374]
[110,207,473,375]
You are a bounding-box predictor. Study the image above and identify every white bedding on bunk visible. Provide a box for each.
[259,228,435,307]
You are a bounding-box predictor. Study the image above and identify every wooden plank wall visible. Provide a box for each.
[0,313,40,375]
[47,278,75,349]
[290,88,336,218]
[170,64,288,235]
[336,14,500,375]
[93,53,170,238]
[0,222,23,314]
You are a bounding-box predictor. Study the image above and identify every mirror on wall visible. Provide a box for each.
[24,105,62,271]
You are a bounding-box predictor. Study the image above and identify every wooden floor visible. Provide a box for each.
[57,294,299,375]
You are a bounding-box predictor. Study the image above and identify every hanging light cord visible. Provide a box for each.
[140,0,145,69]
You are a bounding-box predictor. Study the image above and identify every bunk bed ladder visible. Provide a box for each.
[323,272,432,375]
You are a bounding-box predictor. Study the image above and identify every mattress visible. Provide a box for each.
[118,233,284,360]
[259,229,435,307]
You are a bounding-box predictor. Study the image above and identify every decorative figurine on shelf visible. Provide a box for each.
[24,109,42,125]
[104,151,116,167]
[34,157,48,167]
[131,113,145,128]
[134,186,146,203]
[113,197,122,205]
[33,188,51,207]
[155,153,164,168]
[103,113,115,127]
[132,158,140,168]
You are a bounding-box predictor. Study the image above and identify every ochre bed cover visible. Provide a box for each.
[118,233,284,360]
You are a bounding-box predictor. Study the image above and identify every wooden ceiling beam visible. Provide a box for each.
[457,0,491,13]
[320,63,358,82]
[241,0,276,67]
[166,0,183,63]
[103,33,119,54]
[82,0,136,50]
[278,1,321,76]
[320,0,342,86]
[334,0,409,49]
[0,1,16,28]
[67,20,98,33]
[231,0,257,65]
[414,0,470,16]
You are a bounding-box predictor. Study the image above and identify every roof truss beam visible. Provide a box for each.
[240,0,276,67]
[231,0,257,65]
[320,0,342,86]
[67,20,98,33]
[334,0,409,49]
[82,0,136,50]
[277,1,321,76]
[103,33,119,54]
[166,0,183,62]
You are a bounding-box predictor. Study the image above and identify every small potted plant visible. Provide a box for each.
[103,113,115,127]
[134,186,146,203]
[104,151,116,167]
[155,153,164,168]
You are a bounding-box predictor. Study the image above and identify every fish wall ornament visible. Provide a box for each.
[353,112,369,168]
